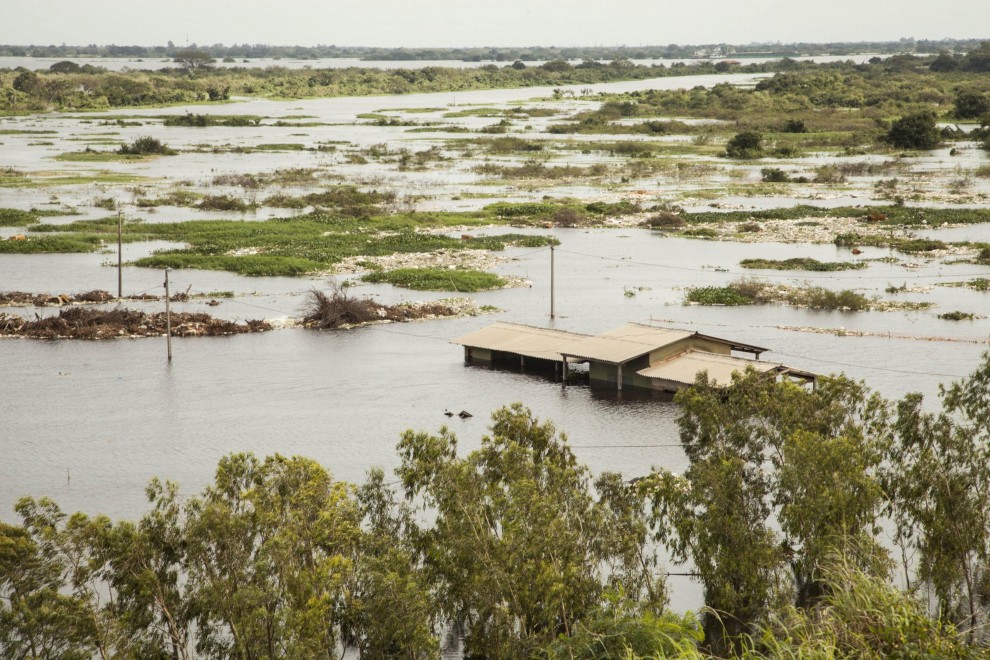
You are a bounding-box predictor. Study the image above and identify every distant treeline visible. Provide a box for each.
[0,57,810,114]
[3,48,990,116]
[0,37,987,61]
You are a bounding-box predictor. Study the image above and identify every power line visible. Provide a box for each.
[555,247,990,282]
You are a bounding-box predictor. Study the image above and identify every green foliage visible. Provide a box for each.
[835,233,949,253]
[396,404,666,658]
[955,91,990,119]
[883,354,990,639]
[755,560,973,659]
[0,208,39,227]
[938,310,977,321]
[886,111,940,150]
[685,286,756,306]
[725,131,764,158]
[739,257,866,271]
[544,593,704,658]
[361,267,507,292]
[0,235,107,254]
[163,113,260,127]
[760,168,791,183]
[172,48,215,71]
[117,136,176,156]
[27,209,553,276]
[196,194,255,212]
[644,371,890,652]
[134,253,323,277]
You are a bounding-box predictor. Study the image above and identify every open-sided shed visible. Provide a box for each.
[452,321,815,393]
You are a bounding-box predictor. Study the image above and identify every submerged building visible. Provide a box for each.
[452,321,816,394]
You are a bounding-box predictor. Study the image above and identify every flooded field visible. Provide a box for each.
[2,68,990,614]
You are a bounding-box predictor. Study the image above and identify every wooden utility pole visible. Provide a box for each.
[550,244,556,320]
[117,210,123,299]
[164,268,172,362]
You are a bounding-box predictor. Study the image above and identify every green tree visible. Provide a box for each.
[173,48,215,72]
[930,51,961,72]
[0,517,100,658]
[349,469,439,658]
[886,111,940,149]
[644,370,890,654]
[884,352,990,642]
[396,404,665,658]
[183,453,362,658]
[961,42,990,72]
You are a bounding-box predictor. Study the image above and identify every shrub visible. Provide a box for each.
[955,91,990,119]
[644,211,686,229]
[197,195,255,212]
[814,165,846,184]
[301,286,381,328]
[761,168,790,183]
[939,310,976,320]
[685,285,757,306]
[552,207,589,227]
[782,119,807,133]
[886,112,939,150]
[789,286,871,311]
[118,136,175,156]
[725,131,763,158]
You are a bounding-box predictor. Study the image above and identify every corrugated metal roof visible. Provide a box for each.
[637,350,781,387]
[451,322,591,362]
[562,323,693,364]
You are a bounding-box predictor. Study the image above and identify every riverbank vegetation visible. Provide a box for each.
[3,355,990,657]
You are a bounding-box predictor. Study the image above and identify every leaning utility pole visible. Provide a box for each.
[164,268,173,362]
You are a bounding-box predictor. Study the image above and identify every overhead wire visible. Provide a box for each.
[554,246,990,282]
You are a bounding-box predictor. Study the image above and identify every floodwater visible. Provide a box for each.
[2,68,990,615]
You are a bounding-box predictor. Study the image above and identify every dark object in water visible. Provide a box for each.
[458,410,472,419]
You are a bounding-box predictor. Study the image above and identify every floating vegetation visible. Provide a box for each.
[685,279,931,312]
[163,113,262,127]
[834,233,949,253]
[938,310,977,321]
[739,258,867,272]
[361,268,507,292]
[211,168,323,188]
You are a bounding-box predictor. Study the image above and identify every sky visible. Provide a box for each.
[1,0,987,48]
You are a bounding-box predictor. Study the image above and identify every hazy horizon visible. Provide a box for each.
[2,0,987,49]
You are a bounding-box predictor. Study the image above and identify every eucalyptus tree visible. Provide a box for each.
[885,353,990,642]
[396,403,665,658]
[643,369,891,653]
